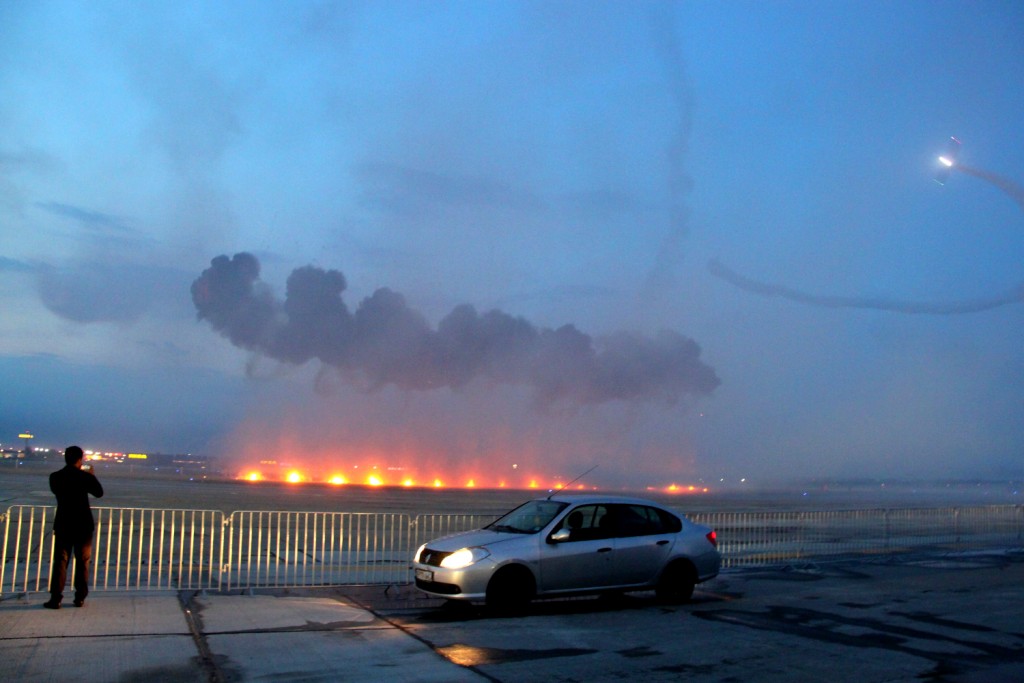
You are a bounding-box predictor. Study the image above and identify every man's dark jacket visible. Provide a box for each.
[49,465,104,538]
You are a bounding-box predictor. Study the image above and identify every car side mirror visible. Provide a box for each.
[548,528,571,544]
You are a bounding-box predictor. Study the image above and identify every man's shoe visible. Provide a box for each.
[73,599,85,607]
[43,600,61,609]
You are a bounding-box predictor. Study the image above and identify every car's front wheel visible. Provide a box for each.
[485,564,536,612]
[655,560,696,604]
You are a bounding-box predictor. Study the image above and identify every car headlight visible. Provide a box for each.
[440,547,490,569]
[413,543,427,563]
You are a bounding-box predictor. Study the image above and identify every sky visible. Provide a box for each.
[2,1,1023,489]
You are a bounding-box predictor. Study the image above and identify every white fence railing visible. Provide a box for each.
[691,506,1024,567]
[2,505,1021,596]
[1,506,225,596]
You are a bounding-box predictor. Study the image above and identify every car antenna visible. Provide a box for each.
[547,465,598,500]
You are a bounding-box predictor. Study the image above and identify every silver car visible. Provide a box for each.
[412,494,720,609]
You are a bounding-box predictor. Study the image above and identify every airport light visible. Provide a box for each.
[19,432,33,459]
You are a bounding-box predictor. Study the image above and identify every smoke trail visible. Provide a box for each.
[710,162,1024,315]
[192,253,720,406]
[708,259,1024,314]
[957,164,1024,213]
[641,5,695,298]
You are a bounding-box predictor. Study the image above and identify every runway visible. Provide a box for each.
[2,463,1019,517]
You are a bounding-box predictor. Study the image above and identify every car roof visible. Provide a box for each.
[536,493,671,508]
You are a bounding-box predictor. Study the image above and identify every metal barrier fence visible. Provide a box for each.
[1,506,225,596]
[2,504,1021,596]
[692,506,1024,567]
[220,511,499,589]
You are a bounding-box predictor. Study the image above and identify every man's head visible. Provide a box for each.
[64,445,84,467]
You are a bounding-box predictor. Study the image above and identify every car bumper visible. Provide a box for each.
[694,549,722,583]
[412,560,496,601]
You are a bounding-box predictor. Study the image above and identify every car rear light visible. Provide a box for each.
[706,530,718,548]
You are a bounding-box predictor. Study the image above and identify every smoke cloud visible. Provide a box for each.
[36,261,190,324]
[192,253,720,406]
[710,162,1024,315]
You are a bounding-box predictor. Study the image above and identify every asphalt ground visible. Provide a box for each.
[2,550,1022,683]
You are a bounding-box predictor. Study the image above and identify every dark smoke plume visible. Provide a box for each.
[709,162,1024,315]
[192,253,720,406]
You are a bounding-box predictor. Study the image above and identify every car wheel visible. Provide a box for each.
[485,565,535,612]
[656,560,696,604]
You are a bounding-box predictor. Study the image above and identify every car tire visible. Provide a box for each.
[485,565,535,613]
[655,560,696,604]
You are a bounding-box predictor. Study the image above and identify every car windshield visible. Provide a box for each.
[485,499,568,534]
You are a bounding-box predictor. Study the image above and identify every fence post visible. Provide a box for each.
[0,510,8,596]
[797,511,805,560]
[409,515,418,566]
[1018,505,1023,544]
[884,509,891,553]
[953,507,960,552]
[220,514,233,591]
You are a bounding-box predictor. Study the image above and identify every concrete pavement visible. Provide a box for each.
[0,588,476,683]
[3,550,1024,682]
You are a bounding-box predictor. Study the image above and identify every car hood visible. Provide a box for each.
[424,528,533,551]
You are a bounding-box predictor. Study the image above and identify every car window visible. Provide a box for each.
[656,507,683,533]
[613,504,682,537]
[486,499,568,534]
[557,504,614,541]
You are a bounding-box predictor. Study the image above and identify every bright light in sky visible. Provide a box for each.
[939,156,954,167]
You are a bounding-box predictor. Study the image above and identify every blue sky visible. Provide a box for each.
[2,1,1022,488]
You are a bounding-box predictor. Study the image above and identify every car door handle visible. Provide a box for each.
[656,540,670,546]
[597,547,613,553]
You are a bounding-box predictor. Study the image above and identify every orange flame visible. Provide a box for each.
[232,461,709,493]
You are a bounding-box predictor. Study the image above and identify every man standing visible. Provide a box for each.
[44,445,103,609]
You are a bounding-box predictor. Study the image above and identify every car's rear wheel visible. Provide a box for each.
[655,560,696,604]
[485,565,535,613]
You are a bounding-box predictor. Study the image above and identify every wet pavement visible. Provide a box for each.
[2,550,1023,682]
